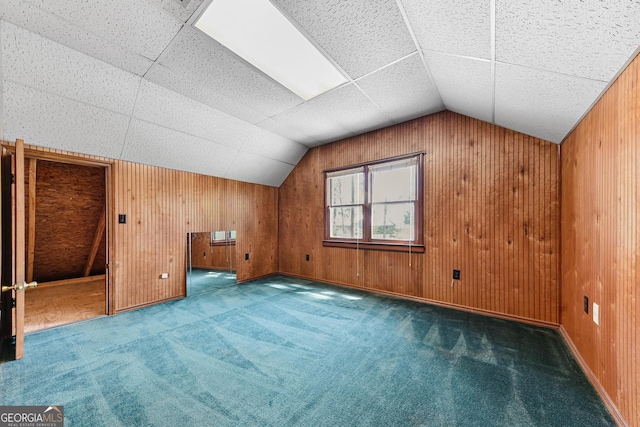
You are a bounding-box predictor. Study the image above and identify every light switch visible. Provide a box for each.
[593,303,599,325]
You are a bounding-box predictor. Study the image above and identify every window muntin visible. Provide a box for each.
[325,154,423,250]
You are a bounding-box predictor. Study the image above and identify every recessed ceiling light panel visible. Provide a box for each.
[195,0,348,100]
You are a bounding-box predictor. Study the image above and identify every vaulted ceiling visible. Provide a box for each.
[1,0,638,186]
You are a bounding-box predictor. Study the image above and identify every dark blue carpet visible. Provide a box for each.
[0,275,614,426]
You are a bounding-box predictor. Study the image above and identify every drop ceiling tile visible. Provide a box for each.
[145,0,205,23]
[271,83,393,144]
[0,0,153,75]
[275,0,416,78]
[357,53,444,124]
[134,79,252,149]
[3,22,140,115]
[424,51,493,123]
[122,119,238,178]
[144,63,268,125]
[324,84,394,136]
[155,26,303,117]
[26,0,182,60]
[402,0,491,59]
[241,127,308,165]
[224,152,295,187]
[255,118,319,147]
[494,63,607,143]
[3,81,129,159]
[496,0,640,81]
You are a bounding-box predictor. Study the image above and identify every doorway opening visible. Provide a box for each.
[23,159,109,333]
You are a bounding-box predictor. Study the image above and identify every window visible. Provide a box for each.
[324,153,424,252]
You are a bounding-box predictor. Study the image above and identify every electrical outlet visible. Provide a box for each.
[584,296,589,314]
[160,273,168,279]
[306,254,310,261]
[453,270,461,280]
[593,303,600,325]
[245,253,249,261]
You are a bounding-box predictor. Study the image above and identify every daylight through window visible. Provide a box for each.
[324,153,424,252]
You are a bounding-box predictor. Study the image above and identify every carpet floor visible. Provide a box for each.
[0,275,614,426]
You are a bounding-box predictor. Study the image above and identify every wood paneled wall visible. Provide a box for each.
[560,52,639,426]
[190,232,235,270]
[112,161,277,311]
[279,111,560,324]
[3,143,278,313]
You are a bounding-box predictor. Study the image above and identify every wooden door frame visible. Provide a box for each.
[0,142,116,315]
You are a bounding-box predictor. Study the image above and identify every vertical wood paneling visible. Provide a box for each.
[3,141,279,313]
[279,111,559,324]
[561,53,639,427]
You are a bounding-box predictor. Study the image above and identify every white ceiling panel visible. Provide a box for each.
[324,84,394,136]
[145,0,205,23]
[122,119,238,179]
[271,83,394,145]
[357,53,444,124]
[275,0,416,79]
[496,0,640,81]
[144,63,268,125]
[424,51,493,123]
[155,26,303,117]
[269,97,353,144]
[3,81,130,159]
[224,151,295,187]
[495,63,607,143]
[241,127,308,165]
[0,0,153,76]
[26,0,182,60]
[3,22,140,116]
[255,118,319,147]
[1,0,638,187]
[402,0,491,59]
[134,79,252,150]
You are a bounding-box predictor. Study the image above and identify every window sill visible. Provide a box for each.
[323,240,425,253]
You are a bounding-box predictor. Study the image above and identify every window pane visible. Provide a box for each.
[327,170,364,205]
[329,206,363,239]
[370,161,416,203]
[371,203,414,240]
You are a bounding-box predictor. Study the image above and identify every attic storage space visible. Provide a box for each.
[24,159,107,332]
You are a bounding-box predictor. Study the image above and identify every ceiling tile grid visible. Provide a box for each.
[143,62,269,125]
[26,0,182,60]
[254,117,319,147]
[133,79,251,150]
[0,0,153,76]
[275,0,417,79]
[224,151,295,188]
[268,90,355,145]
[121,119,239,179]
[2,21,140,116]
[401,0,491,59]
[241,127,308,166]
[496,0,640,82]
[133,78,308,166]
[144,0,205,23]
[3,81,130,159]
[424,51,493,124]
[153,27,304,118]
[1,0,639,186]
[356,53,445,124]
[494,63,607,143]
